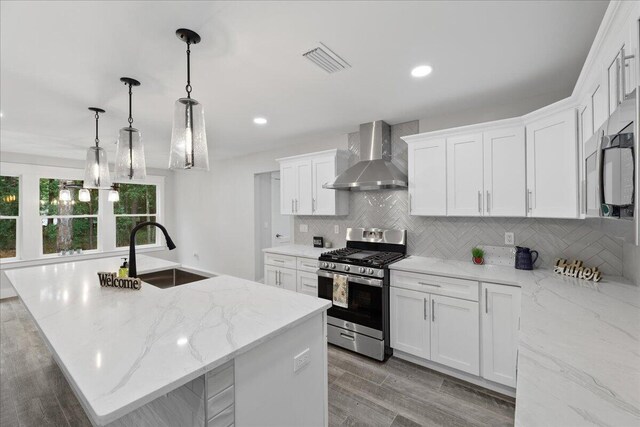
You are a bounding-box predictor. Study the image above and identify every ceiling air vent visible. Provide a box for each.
[302,42,351,74]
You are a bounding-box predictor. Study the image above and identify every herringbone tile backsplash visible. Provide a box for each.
[293,120,625,275]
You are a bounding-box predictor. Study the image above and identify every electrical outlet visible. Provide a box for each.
[334,225,340,234]
[299,224,308,233]
[505,232,515,245]
[293,348,310,373]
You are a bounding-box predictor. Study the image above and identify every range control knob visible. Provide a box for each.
[368,268,374,274]
[321,262,328,268]
[330,263,336,269]
[344,265,350,271]
[359,267,366,273]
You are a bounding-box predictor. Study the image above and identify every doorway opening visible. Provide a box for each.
[254,171,293,282]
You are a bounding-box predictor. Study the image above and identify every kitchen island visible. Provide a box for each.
[4,255,331,426]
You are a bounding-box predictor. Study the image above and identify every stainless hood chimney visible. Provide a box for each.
[323,120,408,191]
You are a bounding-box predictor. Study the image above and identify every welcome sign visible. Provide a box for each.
[97,272,142,290]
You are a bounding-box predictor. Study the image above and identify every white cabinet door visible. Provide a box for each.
[295,160,313,215]
[430,294,479,375]
[280,162,296,215]
[592,84,607,130]
[279,267,297,292]
[408,138,447,216]
[608,50,622,116]
[390,287,430,359]
[526,109,578,218]
[481,283,521,388]
[483,126,526,217]
[312,156,336,215]
[264,265,279,287]
[296,271,318,297]
[446,133,484,216]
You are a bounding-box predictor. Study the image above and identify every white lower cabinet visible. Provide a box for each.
[263,265,296,291]
[430,294,479,375]
[390,287,430,359]
[390,284,480,375]
[481,283,521,387]
[391,271,521,389]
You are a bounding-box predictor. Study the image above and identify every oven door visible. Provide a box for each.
[316,269,383,333]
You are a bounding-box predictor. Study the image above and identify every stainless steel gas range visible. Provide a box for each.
[316,228,407,361]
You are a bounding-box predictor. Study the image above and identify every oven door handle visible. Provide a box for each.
[316,270,383,287]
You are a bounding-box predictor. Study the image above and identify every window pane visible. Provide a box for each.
[116,215,156,247]
[39,179,98,216]
[0,219,16,258]
[42,217,98,254]
[114,184,156,215]
[0,176,19,216]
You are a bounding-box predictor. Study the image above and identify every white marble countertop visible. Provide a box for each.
[5,255,331,425]
[391,256,640,426]
[262,244,327,259]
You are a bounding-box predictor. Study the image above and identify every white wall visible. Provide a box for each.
[174,134,347,279]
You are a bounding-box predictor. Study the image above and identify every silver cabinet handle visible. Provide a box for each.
[312,198,316,213]
[408,193,412,213]
[485,288,489,314]
[295,199,298,213]
[423,298,427,320]
[272,259,285,263]
[303,283,316,288]
[278,270,281,286]
[302,264,316,268]
[486,191,490,214]
[478,191,482,213]
[527,189,533,212]
[418,282,441,287]
[432,298,435,322]
[275,270,279,286]
[291,199,294,213]
[621,47,635,102]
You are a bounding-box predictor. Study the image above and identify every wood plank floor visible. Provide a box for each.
[1,297,514,426]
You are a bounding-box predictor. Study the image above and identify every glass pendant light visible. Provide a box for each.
[59,186,71,202]
[78,188,91,202]
[108,184,120,202]
[169,29,209,171]
[83,107,111,189]
[114,77,146,180]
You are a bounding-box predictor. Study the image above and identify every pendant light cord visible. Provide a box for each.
[94,111,100,148]
[185,42,192,98]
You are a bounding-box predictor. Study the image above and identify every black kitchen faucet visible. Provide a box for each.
[128,221,176,277]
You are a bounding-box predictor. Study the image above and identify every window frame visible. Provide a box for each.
[0,162,165,263]
[0,174,21,261]
[39,178,101,257]
[113,181,161,249]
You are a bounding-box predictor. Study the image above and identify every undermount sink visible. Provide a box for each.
[139,268,212,289]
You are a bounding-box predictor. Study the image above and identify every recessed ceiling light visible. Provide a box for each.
[253,117,268,125]
[411,65,433,78]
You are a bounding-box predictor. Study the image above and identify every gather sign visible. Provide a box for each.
[97,272,142,290]
[553,259,602,282]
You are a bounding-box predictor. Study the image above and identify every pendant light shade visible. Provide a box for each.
[83,108,112,189]
[78,188,91,202]
[59,187,71,202]
[114,77,147,180]
[169,29,209,171]
[115,126,146,180]
[169,98,208,170]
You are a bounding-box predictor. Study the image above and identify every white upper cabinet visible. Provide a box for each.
[446,133,484,216]
[483,126,526,217]
[407,137,447,216]
[592,83,608,130]
[525,108,578,218]
[278,149,348,216]
[481,283,521,388]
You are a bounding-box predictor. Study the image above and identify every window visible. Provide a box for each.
[0,176,19,259]
[40,179,99,255]
[114,183,158,247]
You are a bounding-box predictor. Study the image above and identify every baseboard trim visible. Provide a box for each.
[393,350,516,398]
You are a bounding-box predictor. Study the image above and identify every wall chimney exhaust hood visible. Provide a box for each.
[323,121,408,191]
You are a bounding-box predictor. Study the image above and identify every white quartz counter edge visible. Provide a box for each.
[263,244,327,259]
[5,256,331,425]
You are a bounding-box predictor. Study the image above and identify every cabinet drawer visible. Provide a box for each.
[297,270,318,296]
[297,257,319,273]
[206,362,234,397]
[391,270,479,301]
[264,253,296,269]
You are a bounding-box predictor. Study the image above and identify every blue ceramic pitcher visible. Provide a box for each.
[515,246,538,270]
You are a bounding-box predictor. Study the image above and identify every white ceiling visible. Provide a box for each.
[0,1,608,167]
